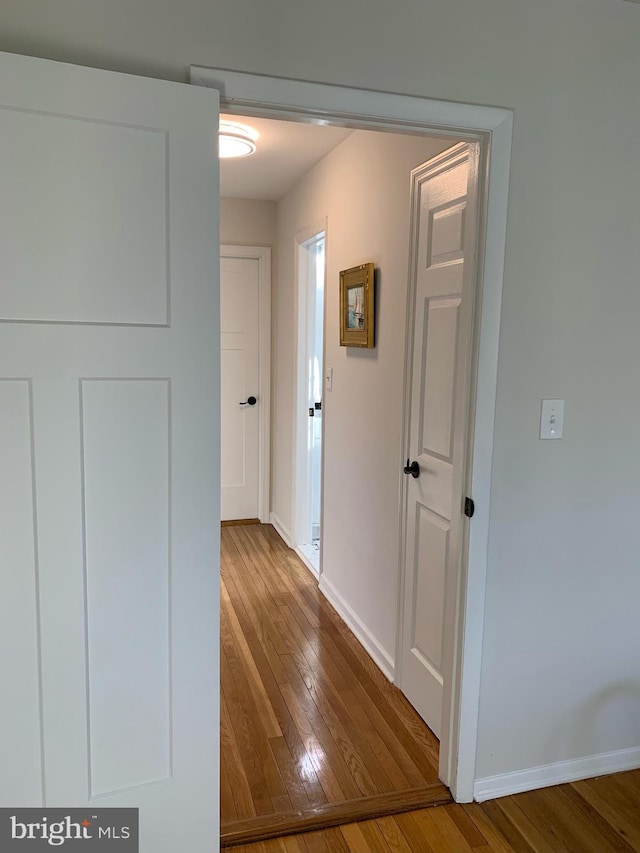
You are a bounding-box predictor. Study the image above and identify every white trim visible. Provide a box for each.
[473,746,640,802]
[220,244,271,523]
[319,576,395,682]
[194,66,513,803]
[189,67,509,134]
[294,546,320,580]
[269,511,292,548]
[452,114,511,804]
[291,220,327,575]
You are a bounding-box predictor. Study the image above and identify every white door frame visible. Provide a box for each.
[192,66,513,803]
[220,244,271,523]
[292,220,327,579]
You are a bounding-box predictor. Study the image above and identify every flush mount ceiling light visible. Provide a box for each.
[218,120,259,158]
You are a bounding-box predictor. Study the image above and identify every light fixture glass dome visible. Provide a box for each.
[218,120,259,158]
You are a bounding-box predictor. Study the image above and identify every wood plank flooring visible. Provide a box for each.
[221,524,640,851]
[229,769,640,853]
[220,524,444,844]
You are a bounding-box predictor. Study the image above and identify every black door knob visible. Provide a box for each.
[239,396,257,407]
[403,459,420,478]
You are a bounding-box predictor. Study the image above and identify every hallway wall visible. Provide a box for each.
[220,197,276,247]
[273,129,453,669]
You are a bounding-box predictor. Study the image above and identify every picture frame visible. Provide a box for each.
[339,262,375,348]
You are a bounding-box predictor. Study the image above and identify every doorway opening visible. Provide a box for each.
[198,64,513,807]
[293,228,326,578]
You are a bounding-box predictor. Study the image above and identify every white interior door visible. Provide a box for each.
[307,236,325,544]
[293,229,325,576]
[0,51,220,851]
[220,246,270,521]
[400,143,479,740]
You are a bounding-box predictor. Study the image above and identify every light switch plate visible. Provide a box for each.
[325,367,333,392]
[540,399,564,439]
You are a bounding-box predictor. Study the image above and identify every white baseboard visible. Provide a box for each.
[318,576,395,682]
[294,546,320,580]
[473,745,640,801]
[269,512,292,547]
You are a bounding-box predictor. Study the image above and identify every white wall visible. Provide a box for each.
[220,197,276,246]
[273,130,452,665]
[3,0,640,788]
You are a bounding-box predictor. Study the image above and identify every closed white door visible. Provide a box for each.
[220,247,270,521]
[400,143,479,740]
[0,51,220,851]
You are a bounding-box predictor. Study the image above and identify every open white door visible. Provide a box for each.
[400,143,479,743]
[0,52,220,850]
[293,227,325,576]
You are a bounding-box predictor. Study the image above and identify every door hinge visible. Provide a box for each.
[464,496,475,518]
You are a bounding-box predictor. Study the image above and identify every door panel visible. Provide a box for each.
[81,380,171,798]
[412,506,448,675]
[401,144,478,741]
[2,106,168,325]
[0,51,220,851]
[427,201,466,267]
[221,344,248,489]
[420,297,460,459]
[0,381,42,803]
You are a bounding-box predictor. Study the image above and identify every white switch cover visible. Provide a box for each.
[540,399,565,439]
[325,367,333,392]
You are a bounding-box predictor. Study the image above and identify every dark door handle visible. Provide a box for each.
[403,459,420,478]
[239,396,257,407]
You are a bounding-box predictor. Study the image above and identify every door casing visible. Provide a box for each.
[192,65,513,803]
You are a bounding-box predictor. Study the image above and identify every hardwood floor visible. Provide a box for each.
[220,524,444,845]
[229,769,640,852]
[221,524,640,851]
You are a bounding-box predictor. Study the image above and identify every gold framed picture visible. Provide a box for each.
[339,262,375,348]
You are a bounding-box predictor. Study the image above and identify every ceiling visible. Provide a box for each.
[219,114,353,201]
